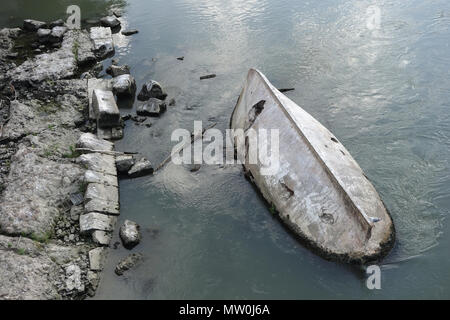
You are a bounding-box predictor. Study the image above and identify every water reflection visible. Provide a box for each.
[2,0,449,299]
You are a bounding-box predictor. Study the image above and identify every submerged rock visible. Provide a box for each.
[23,19,46,31]
[112,74,136,97]
[115,253,143,276]
[136,98,166,117]
[137,80,167,101]
[121,29,139,36]
[106,64,130,77]
[131,115,146,123]
[119,220,141,249]
[128,157,154,178]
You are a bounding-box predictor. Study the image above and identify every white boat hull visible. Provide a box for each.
[231,69,395,263]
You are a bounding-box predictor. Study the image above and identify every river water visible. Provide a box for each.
[2,0,450,299]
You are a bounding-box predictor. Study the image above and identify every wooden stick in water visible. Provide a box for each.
[278,88,295,93]
[75,148,138,156]
[155,122,217,172]
[200,74,216,80]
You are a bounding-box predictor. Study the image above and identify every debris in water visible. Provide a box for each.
[200,74,216,80]
[121,29,139,36]
[278,88,295,93]
[115,253,144,276]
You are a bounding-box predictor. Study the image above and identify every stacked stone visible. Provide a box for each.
[76,133,119,280]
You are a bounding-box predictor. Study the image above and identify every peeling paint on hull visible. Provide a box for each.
[230,69,395,264]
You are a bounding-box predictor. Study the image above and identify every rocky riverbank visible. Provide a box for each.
[0,16,142,299]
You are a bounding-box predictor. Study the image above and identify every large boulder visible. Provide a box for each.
[23,19,46,31]
[119,220,141,249]
[137,80,167,101]
[128,157,154,178]
[116,155,135,174]
[136,98,166,117]
[115,253,143,276]
[112,74,136,97]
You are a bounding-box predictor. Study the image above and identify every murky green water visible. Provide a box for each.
[2,0,450,299]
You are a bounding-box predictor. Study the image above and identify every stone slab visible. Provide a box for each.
[84,170,118,187]
[88,79,112,120]
[80,212,117,233]
[78,153,117,176]
[92,89,120,128]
